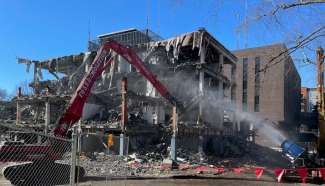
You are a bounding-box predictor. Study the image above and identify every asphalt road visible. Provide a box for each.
[79,178,315,186]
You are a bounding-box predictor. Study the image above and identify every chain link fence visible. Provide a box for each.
[0,123,163,185]
[0,123,81,186]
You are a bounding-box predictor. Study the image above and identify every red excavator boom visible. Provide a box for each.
[0,40,180,184]
[54,40,178,137]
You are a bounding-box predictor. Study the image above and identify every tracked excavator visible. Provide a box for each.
[0,40,181,185]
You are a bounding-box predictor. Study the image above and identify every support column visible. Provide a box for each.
[33,62,40,95]
[120,77,127,156]
[249,123,254,142]
[37,135,42,144]
[199,70,204,117]
[170,106,178,162]
[45,102,50,134]
[198,45,205,161]
[236,117,241,132]
[218,54,224,130]
[231,64,236,103]
[218,54,224,99]
[119,134,125,156]
[198,44,206,119]
[44,88,50,134]
[16,87,22,126]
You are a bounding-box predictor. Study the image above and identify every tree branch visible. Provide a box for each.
[259,25,325,72]
[259,0,325,19]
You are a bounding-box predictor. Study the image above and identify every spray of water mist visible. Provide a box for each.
[204,89,287,146]
[163,70,287,146]
[142,49,287,147]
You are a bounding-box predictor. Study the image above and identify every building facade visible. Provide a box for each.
[233,43,301,127]
[301,87,319,112]
[301,87,309,112]
[308,88,319,112]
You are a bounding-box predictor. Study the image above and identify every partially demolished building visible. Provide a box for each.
[15,28,243,155]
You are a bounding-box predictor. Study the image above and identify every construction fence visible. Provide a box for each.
[2,123,325,185]
[0,123,78,186]
[0,122,131,186]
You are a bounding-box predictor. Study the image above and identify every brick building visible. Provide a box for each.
[301,87,309,112]
[233,43,301,127]
[301,87,319,112]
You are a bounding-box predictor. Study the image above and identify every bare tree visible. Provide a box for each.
[241,0,325,71]
[171,0,325,72]
[258,0,325,18]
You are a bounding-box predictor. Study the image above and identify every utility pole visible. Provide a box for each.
[317,46,325,157]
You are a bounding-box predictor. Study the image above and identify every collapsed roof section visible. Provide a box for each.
[34,53,86,75]
[142,28,237,89]
[148,28,236,64]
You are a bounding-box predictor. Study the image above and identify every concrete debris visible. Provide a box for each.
[72,141,289,178]
[80,154,130,177]
[0,101,15,121]
[78,153,168,177]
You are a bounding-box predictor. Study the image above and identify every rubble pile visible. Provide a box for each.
[79,153,131,177]
[130,151,165,163]
[74,126,290,178]
[79,153,170,177]
[0,101,15,121]
[77,140,289,178]
[176,143,288,168]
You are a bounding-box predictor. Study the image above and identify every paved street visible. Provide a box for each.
[79,178,314,186]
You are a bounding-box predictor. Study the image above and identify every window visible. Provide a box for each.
[254,56,260,112]
[242,58,248,111]
[254,96,260,112]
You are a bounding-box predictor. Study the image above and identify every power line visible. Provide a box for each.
[157,0,160,35]
[146,0,150,30]
[244,0,248,48]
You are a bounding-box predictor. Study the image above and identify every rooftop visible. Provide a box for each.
[97,28,138,38]
[232,43,286,53]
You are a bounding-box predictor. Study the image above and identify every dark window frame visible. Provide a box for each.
[254,56,260,112]
[242,58,248,111]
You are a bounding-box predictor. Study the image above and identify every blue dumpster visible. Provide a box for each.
[281,140,305,160]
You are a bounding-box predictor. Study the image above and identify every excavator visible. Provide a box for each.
[0,40,181,185]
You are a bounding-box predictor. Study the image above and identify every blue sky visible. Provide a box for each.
[0,0,319,95]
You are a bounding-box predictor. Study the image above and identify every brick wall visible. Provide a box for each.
[232,43,301,126]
